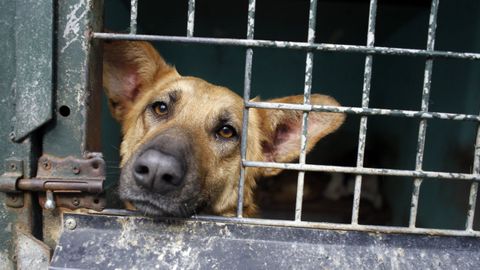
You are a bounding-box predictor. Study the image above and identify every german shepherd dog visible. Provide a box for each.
[103,40,345,218]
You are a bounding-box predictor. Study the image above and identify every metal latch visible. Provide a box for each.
[0,153,106,210]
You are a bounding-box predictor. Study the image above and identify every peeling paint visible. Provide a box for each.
[93,32,480,60]
[186,0,195,37]
[61,0,87,53]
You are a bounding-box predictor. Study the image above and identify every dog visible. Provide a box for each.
[102,40,345,218]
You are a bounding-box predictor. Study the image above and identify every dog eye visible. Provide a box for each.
[151,101,168,116]
[217,125,237,139]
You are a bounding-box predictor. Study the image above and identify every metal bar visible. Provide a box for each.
[295,0,318,222]
[186,0,195,37]
[130,0,138,34]
[466,124,480,230]
[93,209,480,237]
[92,32,480,60]
[246,101,480,122]
[352,0,377,225]
[243,161,480,181]
[236,0,256,218]
[409,0,439,228]
[194,215,480,237]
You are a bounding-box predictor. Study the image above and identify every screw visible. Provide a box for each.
[72,165,80,174]
[72,197,80,206]
[9,195,17,202]
[9,163,16,171]
[65,218,77,230]
[42,159,51,170]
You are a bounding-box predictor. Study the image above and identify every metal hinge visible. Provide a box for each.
[0,153,106,210]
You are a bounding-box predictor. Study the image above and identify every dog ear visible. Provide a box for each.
[256,94,345,177]
[102,40,179,121]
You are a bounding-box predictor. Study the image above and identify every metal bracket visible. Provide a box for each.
[0,159,25,207]
[0,159,24,192]
[28,153,106,211]
[1,154,106,211]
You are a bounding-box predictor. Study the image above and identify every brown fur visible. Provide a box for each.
[102,40,345,217]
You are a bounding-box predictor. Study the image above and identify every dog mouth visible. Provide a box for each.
[127,199,198,218]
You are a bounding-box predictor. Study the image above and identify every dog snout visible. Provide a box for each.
[133,149,186,194]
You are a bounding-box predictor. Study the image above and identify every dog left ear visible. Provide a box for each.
[257,94,345,176]
[103,40,179,121]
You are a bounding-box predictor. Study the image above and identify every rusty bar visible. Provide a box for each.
[466,123,480,230]
[237,0,256,218]
[243,161,480,181]
[92,32,480,60]
[130,0,138,34]
[186,0,195,37]
[245,101,480,122]
[295,0,318,222]
[409,0,439,228]
[352,0,377,225]
[17,178,103,193]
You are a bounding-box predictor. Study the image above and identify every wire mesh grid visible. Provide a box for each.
[94,0,480,236]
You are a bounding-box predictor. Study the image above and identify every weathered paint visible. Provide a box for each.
[12,0,53,141]
[93,32,480,60]
[40,0,105,252]
[409,0,440,228]
[466,122,480,230]
[236,0,256,218]
[244,161,480,181]
[50,213,480,269]
[0,1,46,268]
[351,0,377,225]
[186,0,195,37]
[295,0,318,222]
[130,0,138,34]
[16,231,50,269]
[42,0,104,157]
[246,101,480,122]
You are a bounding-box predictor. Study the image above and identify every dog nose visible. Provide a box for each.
[133,149,185,194]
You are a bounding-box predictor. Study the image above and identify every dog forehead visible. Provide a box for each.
[146,76,244,122]
[172,76,241,101]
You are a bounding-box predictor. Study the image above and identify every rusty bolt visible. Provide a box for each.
[72,197,80,206]
[65,218,77,230]
[72,165,80,174]
[42,159,51,170]
[9,163,16,171]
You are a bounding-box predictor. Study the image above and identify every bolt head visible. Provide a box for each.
[72,166,80,174]
[9,163,17,171]
[65,218,77,230]
[42,160,51,170]
[72,198,80,206]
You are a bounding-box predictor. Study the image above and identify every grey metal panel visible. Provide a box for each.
[42,0,104,157]
[50,213,480,269]
[13,0,53,141]
[0,1,38,268]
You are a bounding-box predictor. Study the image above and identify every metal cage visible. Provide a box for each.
[93,0,480,237]
[2,0,480,268]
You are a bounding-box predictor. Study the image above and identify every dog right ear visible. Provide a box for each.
[102,40,179,121]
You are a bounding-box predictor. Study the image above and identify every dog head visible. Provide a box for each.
[103,40,345,218]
